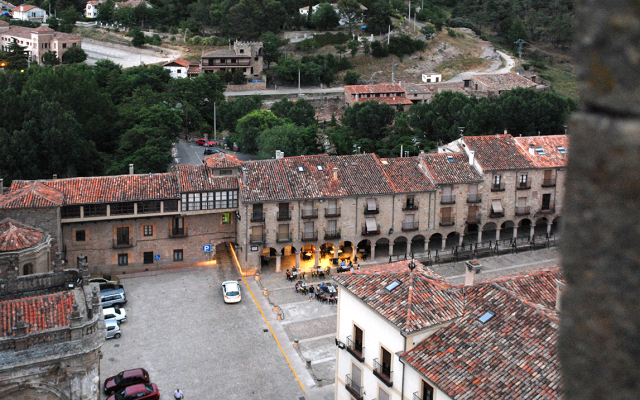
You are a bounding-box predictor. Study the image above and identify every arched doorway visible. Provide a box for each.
[375,238,390,259]
[445,232,460,248]
[428,233,443,251]
[356,240,372,261]
[482,222,497,242]
[518,219,532,238]
[320,243,335,266]
[301,244,316,267]
[281,246,297,269]
[410,235,425,254]
[261,248,277,270]
[501,221,515,240]
[339,241,354,261]
[551,216,562,236]
[393,236,408,256]
[463,224,480,244]
[535,217,549,237]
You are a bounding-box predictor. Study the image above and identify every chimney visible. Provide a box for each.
[464,261,483,286]
[333,167,338,181]
[20,5,24,11]
[242,167,247,186]
[555,279,565,311]
[52,174,57,180]
[275,150,284,160]
[419,150,424,155]
[129,164,134,175]
[531,75,537,83]
[504,129,508,135]
[0,178,3,194]
[399,80,402,87]
[468,150,475,165]
[529,143,535,155]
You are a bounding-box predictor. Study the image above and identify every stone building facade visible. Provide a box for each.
[0,22,82,66]
[201,41,264,81]
[0,267,103,400]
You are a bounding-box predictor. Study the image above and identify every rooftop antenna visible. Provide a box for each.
[515,39,527,73]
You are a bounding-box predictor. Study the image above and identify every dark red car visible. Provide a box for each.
[195,138,207,145]
[106,383,159,400]
[104,369,150,395]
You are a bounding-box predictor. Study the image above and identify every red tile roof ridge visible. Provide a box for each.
[0,181,64,209]
[475,265,562,285]
[0,218,46,252]
[404,272,415,332]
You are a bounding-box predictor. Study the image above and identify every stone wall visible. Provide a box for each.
[559,1,640,399]
[225,81,267,92]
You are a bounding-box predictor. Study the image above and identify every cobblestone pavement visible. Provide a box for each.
[100,245,305,400]
[254,246,560,400]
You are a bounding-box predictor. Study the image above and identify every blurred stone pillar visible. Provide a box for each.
[560,1,640,399]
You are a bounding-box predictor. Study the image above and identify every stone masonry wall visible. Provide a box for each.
[225,81,267,92]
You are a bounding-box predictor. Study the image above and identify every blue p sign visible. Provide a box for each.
[203,245,212,252]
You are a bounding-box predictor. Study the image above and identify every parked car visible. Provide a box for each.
[195,138,207,145]
[106,383,159,400]
[105,320,121,340]
[101,288,127,308]
[221,280,241,303]
[89,274,120,287]
[103,307,127,324]
[205,141,215,147]
[204,147,222,155]
[104,368,150,395]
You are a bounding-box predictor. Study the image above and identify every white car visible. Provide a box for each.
[103,307,127,323]
[221,280,242,303]
[105,320,121,339]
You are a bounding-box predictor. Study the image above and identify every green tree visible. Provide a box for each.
[114,6,137,27]
[42,51,60,66]
[5,39,28,71]
[256,123,320,159]
[270,97,316,126]
[362,40,371,55]
[347,39,360,57]
[59,6,81,33]
[421,24,436,38]
[338,0,363,34]
[341,100,395,152]
[343,70,360,85]
[312,3,340,30]
[97,0,115,23]
[47,16,60,31]
[370,40,388,57]
[61,47,88,64]
[507,16,528,49]
[232,109,286,153]
[335,44,347,58]
[365,0,391,34]
[232,67,247,84]
[131,27,146,47]
[261,32,288,67]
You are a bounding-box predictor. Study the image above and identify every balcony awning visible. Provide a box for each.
[366,218,377,231]
[367,198,376,210]
[491,199,503,213]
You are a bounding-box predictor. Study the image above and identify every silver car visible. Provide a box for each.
[103,307,127,323]
[105,319,121,339]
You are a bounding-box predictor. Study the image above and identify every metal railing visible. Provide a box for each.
[301,230,318,241]
[491,182,506,192]
[325,207,341,217]
[324,229,341,240]
[540,206,556,213]
[169,227,188,238]
[440,216,455,226]
[277,210,291,221]
[517,178,532,190]
[301,208,319,219]
[441,194,456,205]
[402,221,419,231]
[515,206,531,215]
[402,202,419,211]
[373,358,393,386]
[489,210,505,218]
[542,178,557,187]
[467,193,482,203]
[364,205,380,215]
[345,374,363,400]
[250,233,266,243]
[346,336,365,362]
[250,211,264,222]
[112,238,133,248]
[276,232,293,243]
[413,392,422,400]
[361,224,381,235]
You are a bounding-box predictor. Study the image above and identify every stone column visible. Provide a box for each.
[496,227,501,241]
[315,249,320,267]
[458,234,464,246]
[389,243,394,258]
[513,226,518,239]
[275,255,281,273]
[372,244,376,260]
[560,2,640,399]
[547,223,552,236]
[477,230,482,244]
[295,252,300,269]
[424,240,429,252]
[529,224,535,240]
[441,237,446,250]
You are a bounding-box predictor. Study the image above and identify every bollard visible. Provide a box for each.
[273,305,279,313]
[255,272,260,281]
[277,312,283,320]
[263,288,268,296]
[293,339,299,348]
[306,359,311,368]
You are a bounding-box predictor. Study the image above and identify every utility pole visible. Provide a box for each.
[388,25,391,44]
[408,1,411,26]
[391,58,397,84]
[298,69,301,95]
[214,102,217,141]
[515,39,527,73]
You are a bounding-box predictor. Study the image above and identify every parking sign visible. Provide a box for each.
[203,245,211,252]
[154,254,161,260]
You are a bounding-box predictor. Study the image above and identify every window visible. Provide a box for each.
[177,69,181,73]
[219,169,233,175]
[535,147,546,155]
[172,217,184,235]
[181,191,238,210]
[116,227,130,246]
[478,311,495,323]
[173,249,183,261]
[118,254,128,266]
[542,193,551,210]
[327,220,337,235]
[111,202,135,215]
[493,175,501,184]
[84,204,107,217]
[520,173,528,184]
[22,263,33,275]
[138,200,161,214]
[164,200,179,212]
[385,280,401,291]
[378,387,390,400]
[406,196,415,208]
[422,380,434,400]
[188,193,201,211]
[143,252,154,264]
[557,146,567,154]
[143,225,153,237]
[76,230,86,242]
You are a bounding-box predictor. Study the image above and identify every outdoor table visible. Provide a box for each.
[328,286,337,294]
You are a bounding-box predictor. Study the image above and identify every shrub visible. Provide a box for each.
[371,40,389,58]
[344,70,361,85]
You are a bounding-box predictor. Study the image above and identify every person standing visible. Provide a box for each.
[308,284,314,301]
[174,388,184,399]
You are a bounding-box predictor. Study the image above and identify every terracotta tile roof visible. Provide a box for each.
[0,291,75,337]
[10,173,179,205]
[187,65,201,74]
[241,154,396,202]
[378,157,436,193]
[53,32,82,41]
[0,181,63,209]
[3,26,81,41]
[116,0,151,8]
[204,153,244,169]
[333,261,465,333]
[472,73,537,91]
[420,152,483,184]
[401,83,431,94]
[31,26,54,33]
[463,134,533,171]
[0,218,45,252]
[0,20,8,27]
[202,49,248,58]
[172,164,239,192]
[345,84,406,95]
[163,58,190,67]
[12,4,37,11]
[400,266,564,400]
[514,135,569,168]
[422,82,465,93]
[357,96,414,105]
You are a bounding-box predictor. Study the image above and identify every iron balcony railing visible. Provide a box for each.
[250,233,266,244]
[490,210,505,218]
[325,207,341,217]
[169,227,188,238]
[364,205,380,215]
[346,336,365,362]
[467,193,482,203]
[517,178,532,190]
[540,206,556,214]
[413,392,422,400]
[301,230,318,241]
[324,229,341,240]
[373,358,393,387]
[276,231,293,243]
[361,224,381,236]
[301,208,319,219]
[345,374,363,400]
[440,216,455,226]
[402,221,419,231]
[277,210,291,221]
[402,202,419,211]
[441,194,456,205]
[515,206,531,215]
[542,178,557,187]
[112,238,133,248]
[250,211,264,222]
[491,182,506,192]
